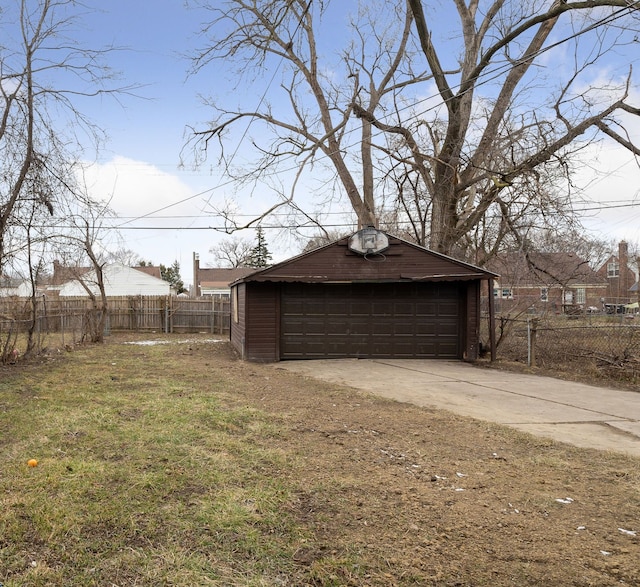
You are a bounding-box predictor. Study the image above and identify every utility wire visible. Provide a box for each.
[44,198,640,233]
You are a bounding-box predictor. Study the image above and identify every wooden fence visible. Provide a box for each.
[0,295,231,338]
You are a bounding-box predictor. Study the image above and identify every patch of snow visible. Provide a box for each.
[123,339,225,346]
[555,497,574,504]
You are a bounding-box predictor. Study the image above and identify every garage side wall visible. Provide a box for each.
[464,280,481,361]
[230,283,246,358]
[244,282,279,362]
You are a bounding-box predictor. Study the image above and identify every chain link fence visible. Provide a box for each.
[483,314,640,388]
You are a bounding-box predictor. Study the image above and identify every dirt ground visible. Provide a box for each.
[4,335,640,585]
[199,339,639,586]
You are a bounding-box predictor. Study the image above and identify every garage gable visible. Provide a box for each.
[238,232,494,285]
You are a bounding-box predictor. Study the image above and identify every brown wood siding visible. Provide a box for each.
[0,295,230,336]
[244,283,279,362]
[280,282,462,359]
[230,283,246,358]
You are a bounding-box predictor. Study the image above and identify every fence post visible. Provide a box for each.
[528,318,538,367]
[169,296,173,333]
[164,297,169,333]
[211,295,216,334]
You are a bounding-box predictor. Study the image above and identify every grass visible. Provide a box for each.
[2,334,640,586]
[1,338,304,586]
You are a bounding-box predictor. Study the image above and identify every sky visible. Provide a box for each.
[7,1,640,286]
[77,1,235,275]
[74,0,345,278]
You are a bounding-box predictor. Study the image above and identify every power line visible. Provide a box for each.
[108,198,640,222]
[574,201,640,212]
[44,196,640,233]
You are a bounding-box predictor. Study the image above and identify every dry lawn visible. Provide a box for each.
[1,333,639,586]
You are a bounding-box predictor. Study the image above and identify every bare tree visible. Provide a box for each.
[188,0,640,258]
[0,197,49,362]
[398,0,640,256]
[188,0,429,233]
[209,236,254,267]
[52,172,119,343]
[300,229,350,254]
[0,0,128,274]
[106,248,145,267]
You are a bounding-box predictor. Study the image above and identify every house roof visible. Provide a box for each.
[0,275,24,288]
[596,254,637,281]
[232,230,497,285]
[133,265,163,280]
[198,267,257,288]
[486,251,605,287]
[55,263,171,297]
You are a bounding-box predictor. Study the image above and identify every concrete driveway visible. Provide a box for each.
[277,359,640,457]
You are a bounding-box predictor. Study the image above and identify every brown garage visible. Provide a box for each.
[230,228,497,362]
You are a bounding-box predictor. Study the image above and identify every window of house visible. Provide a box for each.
[576,288,586,305]
[540,288,548,302]
[501,288,512,299]
[607,261,620,278]
[493,288,499,298]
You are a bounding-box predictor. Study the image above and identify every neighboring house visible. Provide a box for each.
[230,227,497,362]
[486,251,607,314]
[191,253,255,297]
[595,241,637,309]
[631,281,639,306]
[0,276,32,297]
[52,264,172,297]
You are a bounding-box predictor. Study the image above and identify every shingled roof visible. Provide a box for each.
[486,251,605,287]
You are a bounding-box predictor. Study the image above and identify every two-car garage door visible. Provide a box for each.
[280,282,462,359]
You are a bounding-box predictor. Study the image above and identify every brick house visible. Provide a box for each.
[486,251,607,314]
[595,241,637,310]
[191,253,255,297]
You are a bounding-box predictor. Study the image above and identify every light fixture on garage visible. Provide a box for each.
[348,226,390,256]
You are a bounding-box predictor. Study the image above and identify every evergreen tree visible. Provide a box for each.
[247,227,272,268]
[160,260,186,294]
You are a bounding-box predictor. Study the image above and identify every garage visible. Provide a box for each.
[230,228,497,362]
[280,282,461,359]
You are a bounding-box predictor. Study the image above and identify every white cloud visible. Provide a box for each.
[83,156,195,218]
[574,140,640,244]
[80,157,218,281]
